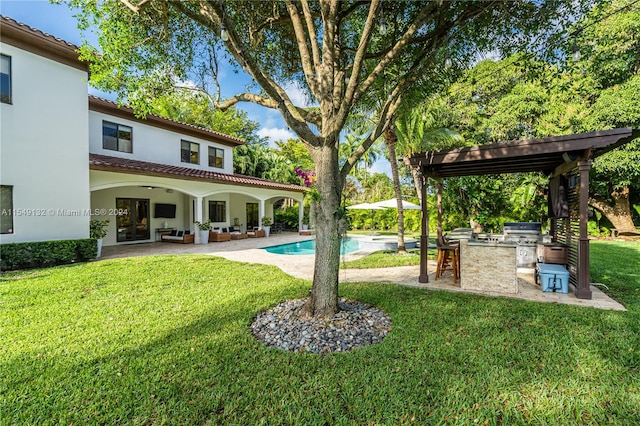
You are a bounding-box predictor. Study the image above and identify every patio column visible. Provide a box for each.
[576,160,593,299]
[259,200,265,228]
[419,173,429,283]
[194,196,204,244]
[299,198,305,231]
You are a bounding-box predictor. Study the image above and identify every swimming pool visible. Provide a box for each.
[264,238,360,255]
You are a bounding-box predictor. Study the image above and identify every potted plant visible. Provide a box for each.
[90,219,109,258]
[195,219,212,244]
[261,216,272,237]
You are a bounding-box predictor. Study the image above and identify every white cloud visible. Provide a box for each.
[257,127,295,145]
[283,81,313,107]
[368,158,392,176]
[263,109,283,128]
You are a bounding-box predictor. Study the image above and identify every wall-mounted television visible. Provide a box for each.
[154,203,176,218]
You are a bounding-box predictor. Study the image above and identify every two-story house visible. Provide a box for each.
[1,16,306,247]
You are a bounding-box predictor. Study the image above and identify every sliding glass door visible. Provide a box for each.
[246,203,259,229]
[116,198,150,242]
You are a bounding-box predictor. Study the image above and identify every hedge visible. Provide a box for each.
[0,239,97,271]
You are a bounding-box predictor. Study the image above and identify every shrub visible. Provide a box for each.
[0,239,97,271]
[90,219,110,239]
[275,206,305,230]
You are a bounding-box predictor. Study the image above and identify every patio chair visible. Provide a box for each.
[247,227,265,238]
[435,236,459,283]
[271,222,285,234]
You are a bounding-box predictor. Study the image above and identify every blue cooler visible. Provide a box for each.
[537,264,570,293]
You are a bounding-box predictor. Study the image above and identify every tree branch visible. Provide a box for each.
[119,0,153,14]
[284,0,319,95]
[348,3,436,108]
[300,0,322,70]
[215,93,279,110]
[341,0,380,120]
[172,0,321,145]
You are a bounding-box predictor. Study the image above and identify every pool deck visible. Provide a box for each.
[100,232,626,311]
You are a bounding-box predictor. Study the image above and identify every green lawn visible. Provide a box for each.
[1,241,639,425]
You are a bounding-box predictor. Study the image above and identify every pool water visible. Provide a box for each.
[264,238,360,255]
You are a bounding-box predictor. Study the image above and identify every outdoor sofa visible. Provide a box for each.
[209,228,232,242]
[161,230,194,244]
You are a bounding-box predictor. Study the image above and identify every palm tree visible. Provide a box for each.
[395,100,465,205]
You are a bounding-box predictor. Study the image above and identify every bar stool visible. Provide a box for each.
[435,236,460,283]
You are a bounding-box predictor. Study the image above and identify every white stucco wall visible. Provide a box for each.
[0,44,89,244]
[88,111,234,174]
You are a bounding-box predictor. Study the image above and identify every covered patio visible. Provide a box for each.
[89,155,307,246]
[410,128,639,300]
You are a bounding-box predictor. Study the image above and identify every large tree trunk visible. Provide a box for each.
[307,144,343,317]
[590,186,637,232]
[385,125,407,253]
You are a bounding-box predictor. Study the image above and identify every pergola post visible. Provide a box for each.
[419,173,429,283]
[436,180,443,241]
[575,160,593,299]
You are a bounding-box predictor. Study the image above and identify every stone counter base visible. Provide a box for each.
[460,240,518,294]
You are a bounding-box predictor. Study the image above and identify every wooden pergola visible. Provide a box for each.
[409,128,639,300]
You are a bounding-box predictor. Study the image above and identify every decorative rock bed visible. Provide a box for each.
[250,297,392,354]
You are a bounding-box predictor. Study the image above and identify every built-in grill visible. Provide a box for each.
[503,222,542,268]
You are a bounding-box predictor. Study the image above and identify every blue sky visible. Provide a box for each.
[1,0,390,174]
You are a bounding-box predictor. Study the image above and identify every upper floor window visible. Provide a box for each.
[208,147,224,168]
[1,54,11,104]
[1,185,14,234]
[103,121,132,153]
[181,140,199,164]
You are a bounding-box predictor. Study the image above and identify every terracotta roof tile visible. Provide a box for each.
[89,96,245,146]
[90,154,307,193]
[0,15,87,71]
[0,15,81,51]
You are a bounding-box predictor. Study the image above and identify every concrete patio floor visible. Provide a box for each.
[100,232,626,311]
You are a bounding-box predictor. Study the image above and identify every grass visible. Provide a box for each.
[341,248,427,269]
[1,241,639,425]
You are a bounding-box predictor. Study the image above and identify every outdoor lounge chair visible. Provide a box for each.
[247,227,265,238]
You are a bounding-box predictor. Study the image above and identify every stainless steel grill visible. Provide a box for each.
[503,222,542,268]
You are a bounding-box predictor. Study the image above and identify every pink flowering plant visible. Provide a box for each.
[294,167,316,187]
[294,167,320,201]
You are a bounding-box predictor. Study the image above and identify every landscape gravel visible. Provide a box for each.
[250,297,392,354]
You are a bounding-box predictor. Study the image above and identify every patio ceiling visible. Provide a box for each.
[409,128,639,178]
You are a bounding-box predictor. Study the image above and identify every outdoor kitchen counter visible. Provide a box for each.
[459,240,518,294]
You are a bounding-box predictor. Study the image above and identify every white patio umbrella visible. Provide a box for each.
[347,202,386,234]
[370,198,422,210]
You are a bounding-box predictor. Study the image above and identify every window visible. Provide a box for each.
[102,121,133,153]
[1,185,14,234]
[208,201,226,222]
[208,147,224,168]
[1,54,11,104]
[181,140,199,164]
